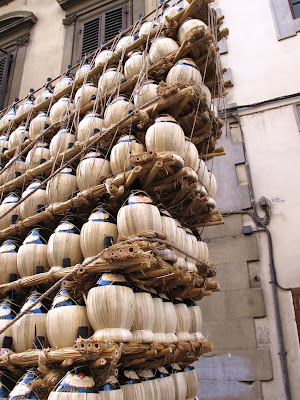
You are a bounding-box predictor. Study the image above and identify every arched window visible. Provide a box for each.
[0,11,37,108]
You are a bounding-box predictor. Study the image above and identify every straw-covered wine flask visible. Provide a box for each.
[8,369,39,400]
[19,181,46,220]
[110,135,144,174]
[95,50,114,68]
[114,36,135,56]
[185,299,202,340]
[0,241,18,285]
[154,367,176,400]
[173,298,193,341]
[12,266,49,353]
[177,18,208,44]
[25,142,50,170]
[8,125,28,150]
[133,80,158,109]
[0,193,20,231]
[76,152,111,192]
[184,365,199,398]
[77,113,103,143]
[48,365,99,400]
[86,273,134,342]
[150,290,167,343]
[138,21,158,38]
[149,37,179,64]
[0,274,18,350]
[119,370,146,400]
[98,377,124,400]
[49,97,74,125]
[49,128,75,157]
[47,219,83,268]
[0,135,8,154]
[166,58,202,88]
[117,192,162,237]
[98,68,124,95]
[183,138,200,172]
[124,52,143,79]
[46,287,90,349]
[46,167,77,205]
[74,83,97,108]
[29,111,50,139]
[17,228,49,278]
[2,158,26,183]
[137,369,162,400]
[131,287,155,343]
[167,364,187,400]
[74,63,91,83]
[161,5,183,24]
[103,96,134,129]
[145,115,185,157]
[159,294,178,343]
[80,208,117,260]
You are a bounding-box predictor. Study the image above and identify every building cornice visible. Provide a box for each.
[56,0,82,11]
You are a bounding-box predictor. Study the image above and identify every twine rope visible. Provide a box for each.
[0,235,211,335]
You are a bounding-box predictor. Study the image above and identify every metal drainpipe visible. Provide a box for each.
[224,112,292,400]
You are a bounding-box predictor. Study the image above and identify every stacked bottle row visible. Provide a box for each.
[0,193,209,280]
[0,195,206,352]
[0,7,213,126]
[0,125,217,232]
[3,363,199,400]
[0,272,203,353]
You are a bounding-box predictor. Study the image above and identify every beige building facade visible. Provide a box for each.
[0,0,299,399]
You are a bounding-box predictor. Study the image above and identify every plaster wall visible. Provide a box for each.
[211,1,300,398]
[0,0,65,99]
[214,0,300,105]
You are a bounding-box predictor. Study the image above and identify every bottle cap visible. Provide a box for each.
[35,266,44,275]
[29,88,34,93]
[13,97,19,102]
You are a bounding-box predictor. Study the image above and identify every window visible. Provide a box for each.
[58,1,137,70]
[269,0,300,39]
[289,0,300,18]
[0,11,36,107]
[0,48,11,109]
[81,6,126,58]
[292,289,300,343]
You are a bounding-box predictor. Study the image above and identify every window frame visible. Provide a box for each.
[78,4,127,61]
[288,0,300,19]
[60,0,141,72]
[269,0,300,40]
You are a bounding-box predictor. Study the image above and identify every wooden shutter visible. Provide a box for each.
[81,17,101,58]
[80,5,127,59]
[0,48,11,109]
[102,5,127,44]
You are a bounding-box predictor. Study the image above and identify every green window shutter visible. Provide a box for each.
[0,47,11,109]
